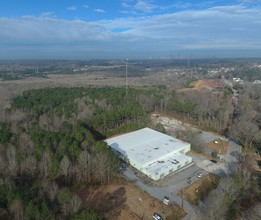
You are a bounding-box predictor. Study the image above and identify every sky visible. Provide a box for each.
[0,0,261,59]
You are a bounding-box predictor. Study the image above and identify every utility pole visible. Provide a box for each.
[181,188,183,209]
[125,58,128,96]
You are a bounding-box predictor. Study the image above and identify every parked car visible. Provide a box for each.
[153,212,163,220]
[163,196,170,205]
[210,159,217,163]
[197,173,202,178]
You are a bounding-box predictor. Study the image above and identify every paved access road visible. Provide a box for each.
[123,163,206,219]
[155,116,242,176]
[147,115,242,219]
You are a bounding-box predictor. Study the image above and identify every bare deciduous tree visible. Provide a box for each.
[195,176,242,220]
[240,203,261,220]
[231,91,261,148]
[95,152,110,184]
[219,176,240,200]
[231,117,259,148]
[18,132,34,155]
[6,145,17,177]
[20,156,37,176]
[76,150,92,182]
[39,151,52,177]
[41,178,59,201]
[196,187,229,220]
[60,155,71,178]
[70,194,82,214]
[9,199,24,220]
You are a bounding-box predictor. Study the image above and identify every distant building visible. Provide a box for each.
[105,128,192,181]
[253,80,261,84]
[233,77,243,83]
[232,77,244,85]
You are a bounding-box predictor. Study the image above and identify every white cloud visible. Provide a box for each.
[0,15,108,43]
[121,0,134,8]
[83,5,89,9]
[94,8,105,13]
[0,5,261,58]
[121,0,158,13]
[40,12,56,18]
[67,6,77,11]
[241,0,261,3]
[121,2,132,8]
[134,0,157,13]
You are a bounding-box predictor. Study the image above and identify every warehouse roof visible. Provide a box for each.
[143,152,191,177]
[105,127,190,165]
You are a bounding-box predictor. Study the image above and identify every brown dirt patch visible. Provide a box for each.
[79,182,185,220]
[180,79,225,92]
[178,173,219,205]
[193,79,224,90]
[205,139,228,155]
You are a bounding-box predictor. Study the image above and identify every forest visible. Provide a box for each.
[0,87,153,219]
[0,82,260,219]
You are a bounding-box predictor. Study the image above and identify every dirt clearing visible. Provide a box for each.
[179,79,225,92]
[79,182,185,220]
[205,139,228,155]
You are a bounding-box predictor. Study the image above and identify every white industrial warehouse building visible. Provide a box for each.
[105,127,192,181]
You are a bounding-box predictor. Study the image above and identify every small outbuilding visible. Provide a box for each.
[105,127,192,180]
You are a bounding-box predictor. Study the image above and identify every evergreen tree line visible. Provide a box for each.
[0,87,166,219]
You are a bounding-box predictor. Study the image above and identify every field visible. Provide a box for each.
[0,74,138,120]
[79,182,185,220]
[0,71,181,120]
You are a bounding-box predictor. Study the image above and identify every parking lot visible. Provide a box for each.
[123,162,208,201]
[121,115,242,219]
[121,146,230,220]
[121,162,206,219]
[164,164,208,189]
